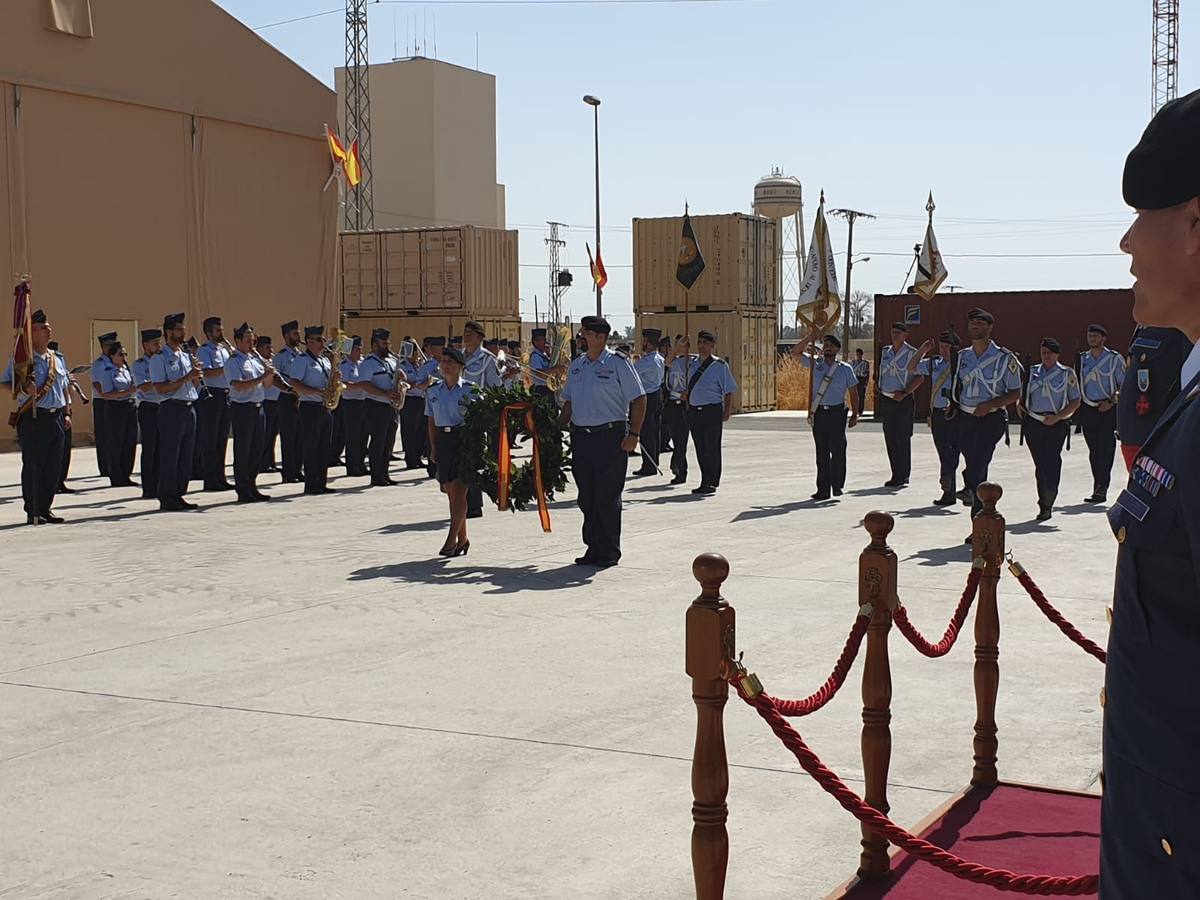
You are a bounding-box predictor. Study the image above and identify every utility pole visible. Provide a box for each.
[344,0,374,231]
[829,207,875,359]
[545,221,570,326]
[1152,0,1180,114]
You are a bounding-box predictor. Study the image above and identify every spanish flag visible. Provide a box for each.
[586,243,608,290]
[326,124,347,164]
[344,140,363,187]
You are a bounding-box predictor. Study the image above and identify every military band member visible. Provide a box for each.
[876,322,922,487]
[791,334,859,500]
[133,329,163,500]
[224,323,274,503]
[450,335,464,353]
[329,334,360,468]
[910,330,962,505]
[426,347,477,557]
[287,325,339,495]
[337,336,368,477]
[273,321,305,484]
[674,331,737,494]
[852,348,870,417]
[48,340,75,494]
[462,321,504,517]
[529,328,553,400]
[397,337,428,470]
[1017,338,1081,521]
[1116,325,1192,472]
[94,339,139,487]
[954,308,1022,536]
[149,313,202,511]
[1101,88,1200,896]
[256,334,280,474]
[1,309,69,524]
[632,328,665,476]
[663,337,693,485]
[196,316,233,492]
[90,330,117,477]
[1078,324,1127,503]
[357,328,406,487]
[559,315,646,567]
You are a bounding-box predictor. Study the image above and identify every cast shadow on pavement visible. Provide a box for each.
[894,505,961,519]
[846,485,907,497]
[730,498,831,522]
[1007,519,1062,536]
[903,544,972,567]
[347,559,596,594]
[374,518,449,534]
[1053,503,1110,516]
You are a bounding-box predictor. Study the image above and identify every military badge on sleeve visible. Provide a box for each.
[1137,369,1150,391]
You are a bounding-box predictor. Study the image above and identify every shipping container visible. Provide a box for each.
[873,289,1135,418]
[341,312,521,347]
[341,233,381,311]
[633,213,777,313]
[634,310,778,413]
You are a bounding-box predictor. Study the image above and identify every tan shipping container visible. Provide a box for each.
[342,312,521,347]
[342,233,381,311]
[634,310,777,413]
[633,213,777,313]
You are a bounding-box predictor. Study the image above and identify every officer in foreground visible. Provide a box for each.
[1102,88,1200,897]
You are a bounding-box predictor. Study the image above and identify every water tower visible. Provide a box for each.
[753,169,806,337]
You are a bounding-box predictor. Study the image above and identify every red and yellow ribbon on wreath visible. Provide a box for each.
[496,402,552,532]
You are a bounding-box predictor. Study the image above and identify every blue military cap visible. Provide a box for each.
[442,347,466,366]
[891,322,910,332]
[822,333,842,348]
[281,320,299,336]
[203,316,222,332]
[967,307,994,324]
[1088,323,1108,336]
[1041,337,1062,353]
[371,327,390,341]
[697,329,716,342]
[351,334,363,347]
[141,328,162,342]
[32,309,47,325]
[464,320,486,337]
[98,330,118,343]
[642,328,662,342]
[580,315,611,334]
[162,314,184,330]
[428,336,446,347]
[531,328,548,339]
[304,325,325,339]
[233,322,253,339]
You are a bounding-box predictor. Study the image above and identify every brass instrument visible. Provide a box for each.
[544,323,572,391]
[323,329,352,411]
[390,353,410,411]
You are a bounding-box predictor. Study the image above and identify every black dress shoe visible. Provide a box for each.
[811,491,831,501]
[591,558,619,568]
[159,501,183,512]
[254,492,273,501]
[1036,508,1053,521]
[26,515,43,526]
[236,495,257,504]
[632,468,655,477]
[179,500,199,510]
[692,485,716,495]
[57,485,76,494]
[669,474,687,485]
[574,555,597,566]
[832,487,843,497]
[957,488,972,501]
[933,494,957,506]
[41,513,64,524]
[320,487,339,494]
[467,510,483,519]
[262,465,279,473]
[884,479,901,487]
[1083,493,1107,504]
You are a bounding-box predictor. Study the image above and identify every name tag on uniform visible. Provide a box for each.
[1114,489,1149,522]
[596,367,614,380]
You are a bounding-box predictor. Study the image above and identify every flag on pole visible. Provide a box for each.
[675,205,706,290]
[795,191,841,339]
[11,281,33,400]
[325,124,348,165]
[913,192,948,301]
[344,140,363,187]
[586,243,608,290]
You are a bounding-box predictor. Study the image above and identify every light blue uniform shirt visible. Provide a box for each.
[98,362,135,401]
[666,354,698,400]
[1025,362,1081,415]
[1,351,69,409]
[954,341,1022,409]
[357,352,398,405]
[799,353,858,407]
[132,356,161,404]
[197,340,231,390]
[635,351,665,394]
[878,342,917,395]
[149,345,201,402]
[289,351,331,403]
[340,358,366,401]
[851,358,870,381]
[916,357,955,409]
[425,379,477,427]
[1080,348,1126,404]
[463,346,503,389]
[269,346,303,401]
[687,356,737,407]
[225,351,266,404]
[399,358,421,397]
[529,347,551,387]
[562,348,645,426]
[414,358,440,394]
[91,354,114,391]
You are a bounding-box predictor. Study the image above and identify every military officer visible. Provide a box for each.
[149,312,203,511]
[133,329,163,500]
[558,315,646,567]
[273,320,305,484]
[852,348,870,417]
[1101,88,1200,897]
[791,334,859,500]
[94,339,139,487]
[287,325,340,495]
[529,328,553,401]
[397,337,428,470]
[1017,338,1081,520]
[1116,325,1192,472]
[876,322,923,487]
[1078,324,1128,503]
[632,328,665,476]
[256,334,280,474]
[90,331,117,477]
[224,322,275,503]
[196,316,233,491]
[909,329,962,505]
[336,335,368,476]
[1,309,69,524]
[670,331,737,494]
[356,327,406,487]
[663,336,694,485]
[954,308,1022,537]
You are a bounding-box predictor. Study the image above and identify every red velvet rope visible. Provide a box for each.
[892,566,983,658]
[771,614,871,717]
[1013,568,1107,664]
[731,685,1099,895]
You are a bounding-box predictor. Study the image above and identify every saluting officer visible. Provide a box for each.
[663,336,693,485]
[677,330,738,495]
[337,335,368,477]
[1078,324,1127,503]
[149,313,202,511]
[94,339,139,487]
[876,322,922,487]
[356,327,406,487]
[287,325,339,495]
[133,329,163,500]
[90,331,117,477]
[224,322,275,503]
[1,309,70,525]
[1101,87,1200,896]
[529,328,553,401]
[791,334,860,500]
[273,320,305,484]
[1116,325,1193,472]
[852,348,870,416]
[196,316,233,492]
[559,315,646,567]
[909,329,962,506]
[256,334,280,474]
[954,308,1022,538]
[632,328,665,476]
[1017,338,1081,521]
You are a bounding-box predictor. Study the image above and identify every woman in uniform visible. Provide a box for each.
[425,347,477,557]
[95,340,140,487]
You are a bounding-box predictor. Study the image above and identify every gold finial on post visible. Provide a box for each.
[971,482,1005,788]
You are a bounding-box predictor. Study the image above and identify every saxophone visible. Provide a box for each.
[323,330,350,411]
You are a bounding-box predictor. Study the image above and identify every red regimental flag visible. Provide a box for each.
[11,282,32,399]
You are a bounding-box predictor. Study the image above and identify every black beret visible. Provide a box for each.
[822,333,842,348]
[98,330,118,343]
[698,329,716,342]
[141,328,162,342]
[531,328,548,339]
[31,309,47,325]
[464,320,485,337]
[966,307,994,324]
[642,328,662,341]
[891,322,910,332]
[428,336,447,347]
[1123,89,1200,210]
[281,320,299,335]
[1086,323,1108,336]
[203,316,222,331]
[580,315,611,334]
[1041,337,1062,353]
[351,335,363,347]
[442,347,466,366]
[162,314,184,330]
[371,327,390,341]
[255,334,273,346]
[304,325,325,339]
[233,322,253,339]
[938,329,962,348]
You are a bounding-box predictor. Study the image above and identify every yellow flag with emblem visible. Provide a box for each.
[795,191,840,342]
[913,192,948,301]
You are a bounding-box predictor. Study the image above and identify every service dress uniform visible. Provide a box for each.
[634,341,665,475]
[357,348,401,486]
[852,356,870,418]
[288,344,335,495]
[799,350,859,498]
[2,337,69,523]
[1117,326,1193,472]
[398,355,427,469]
[1023,359,1081,518]
[1079,339,1127,501]
[686,350,737,492]
[916,352,961,504]
[196,334,232,490]
[529,334,553,402]
[954,337,1022,517]
[90,341,115,476]
[562,343,646,565]
[413,351,441,464]
[664,354,693,483]
[338,355,368,476]
[425,378,477,484]
[225,347,268,502]
[273,328,305,483]
[877,336,919,485]
[97,352,138,486]
[133,339,162,500]
[149,333,201,510]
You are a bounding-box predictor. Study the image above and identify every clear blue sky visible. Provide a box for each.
[216,0,1192,328]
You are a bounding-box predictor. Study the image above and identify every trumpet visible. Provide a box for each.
[399,337,429,365]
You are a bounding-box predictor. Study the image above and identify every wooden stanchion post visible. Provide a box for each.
[687,553,734,900]
[971,482,1005,788]
[858,511,897,879]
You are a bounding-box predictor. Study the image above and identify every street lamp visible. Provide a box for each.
[583,94,602,316]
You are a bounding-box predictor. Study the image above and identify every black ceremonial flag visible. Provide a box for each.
[675,209,706,290]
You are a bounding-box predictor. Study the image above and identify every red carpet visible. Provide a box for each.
[839,783,1100,898]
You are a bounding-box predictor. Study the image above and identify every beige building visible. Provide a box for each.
[336,57,505,230]
[1,0,338,447]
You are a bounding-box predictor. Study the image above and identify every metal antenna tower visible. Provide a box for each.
[545,222,569,325]
[1152,0,1180,114]
[344,0,374,231]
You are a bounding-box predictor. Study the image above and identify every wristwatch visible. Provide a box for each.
[627,431,640,437]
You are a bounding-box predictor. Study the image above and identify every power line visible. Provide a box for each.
[863,251,1125,259]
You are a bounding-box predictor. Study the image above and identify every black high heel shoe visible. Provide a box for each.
[438,542,457,557]
[453,540,470,557]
